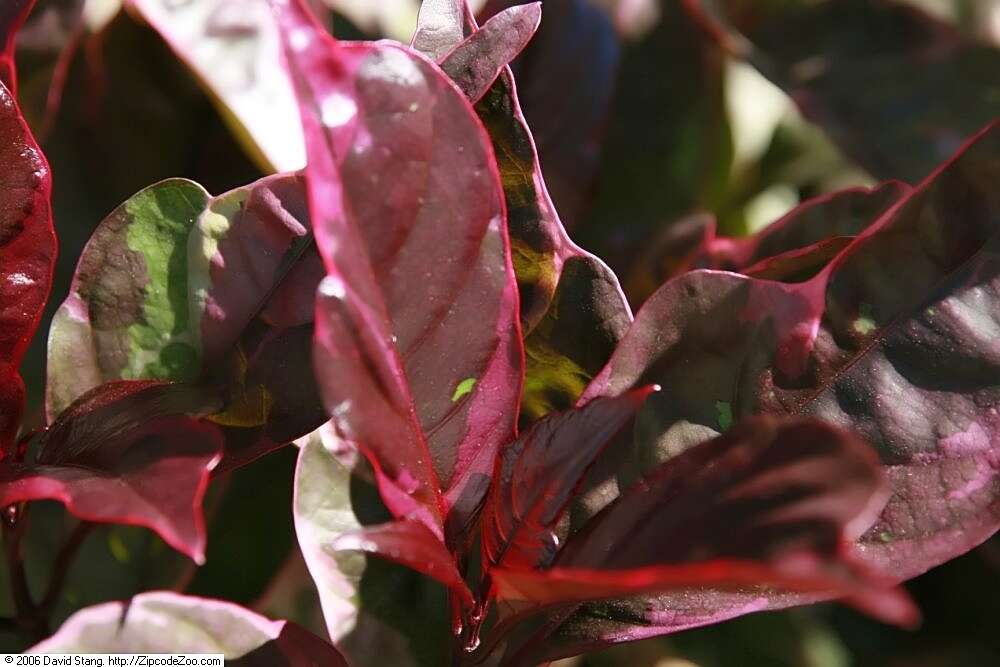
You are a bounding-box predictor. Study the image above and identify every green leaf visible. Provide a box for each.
[46,172,325,465]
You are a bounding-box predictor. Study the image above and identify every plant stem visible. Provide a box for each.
[3,503,34,620]
[39,521,93,615]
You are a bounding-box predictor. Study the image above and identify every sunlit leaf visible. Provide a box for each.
[32,591,349,665]
[46,172,326,466]
[275,0,522,544]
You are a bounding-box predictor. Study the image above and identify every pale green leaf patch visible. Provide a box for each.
[451,377,477,403]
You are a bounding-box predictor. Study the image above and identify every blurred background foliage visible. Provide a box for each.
[2,0,999,664]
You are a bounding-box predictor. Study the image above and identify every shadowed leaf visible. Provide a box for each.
[481,0,621,229]
[492,417,917,664]
[551,124,1000,654]
[416,1,632,425]
[685,0,1000,182]
[0,381,224,561]
[628,182,910,292]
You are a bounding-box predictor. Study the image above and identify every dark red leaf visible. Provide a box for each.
[439,2,541,105]
[482,388,655,572]
[630,182,909,291]
[0,13,56,454]
[740,236,854,283]
[0,381,223,561]
[490,417,917,664]
[332,519,475,609]
[556,417,888,569]
[715,183,909,271]
[507,122,1000,658]
[582,121,1000,583]
[273,0,522,542]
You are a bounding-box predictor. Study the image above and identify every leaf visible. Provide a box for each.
[582,122,1000,583]
[31,591,349,665]
[411,0,474,61]
[275,0,523,541]
[480,0,622,230]
[413,1,633,424]
[333,521,474,607]
[46,172,326,466]
[130,0,307,172]
[559,417,890,570]
[438,2,540,104]
[490,417,917,664]
[499,119,1000,663]
[509,593,797,666]
[294,423,445,667]
[0,381,223,562]
[481,388,655,572]
[685,0,1000,182]
[628,182,910,291]
[0,28,56,452]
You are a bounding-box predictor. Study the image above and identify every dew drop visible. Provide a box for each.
[397,469,419,495]
[7,273,31,287]
[320,93,358,129]
[289,27,311,52]
[319,275,346,299]
[463,633,481,653]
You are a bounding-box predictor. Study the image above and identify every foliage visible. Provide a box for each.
[0,0,997,665]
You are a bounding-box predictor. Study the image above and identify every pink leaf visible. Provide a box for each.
[272,0,522,537]
[439,2,541,104]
